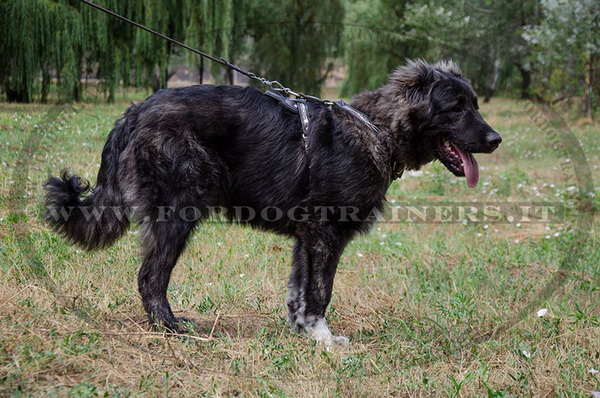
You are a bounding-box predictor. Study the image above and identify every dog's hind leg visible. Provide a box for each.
[138,218,198,333]
[124,126,223,333]
[288,224,349,347]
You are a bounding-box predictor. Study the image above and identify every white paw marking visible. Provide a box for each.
[305,318,349,349]
[332,335,350,345]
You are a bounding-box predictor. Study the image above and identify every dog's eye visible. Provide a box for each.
[450,106,463,114]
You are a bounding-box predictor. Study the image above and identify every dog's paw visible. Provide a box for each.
[305,318,349,349]
[172,317,198,333]
[152,316,197,334]
[332,335,350,346]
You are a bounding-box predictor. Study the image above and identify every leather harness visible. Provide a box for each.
[264,89,404,180]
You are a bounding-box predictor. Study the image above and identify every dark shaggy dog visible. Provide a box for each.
[44,60,501,346]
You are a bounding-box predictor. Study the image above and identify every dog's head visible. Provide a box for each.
[391,60,501,188]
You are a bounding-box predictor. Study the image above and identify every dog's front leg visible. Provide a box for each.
[287,226,349,347]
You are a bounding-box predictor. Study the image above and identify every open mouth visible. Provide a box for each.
[436,138,480,188]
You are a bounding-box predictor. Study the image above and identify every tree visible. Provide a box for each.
[400,0,541,102]
[340,0,543,101]
[134,0,187,93]
[523,0,600,118]
[341,0,430,96]
[0,0,83,103]
[0,0,188,103]
[185,0,247,85]
[245,0,344,96]
[80,0,140,102]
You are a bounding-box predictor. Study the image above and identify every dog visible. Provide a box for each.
[44,60,501,346]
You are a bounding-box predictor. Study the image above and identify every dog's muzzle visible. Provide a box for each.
[484,131,502,153]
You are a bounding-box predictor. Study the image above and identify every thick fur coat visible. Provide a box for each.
[44,60,501,346]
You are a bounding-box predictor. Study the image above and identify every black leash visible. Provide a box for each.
[78,0,331,105]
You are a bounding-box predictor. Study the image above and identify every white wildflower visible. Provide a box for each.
[537,308,548,317]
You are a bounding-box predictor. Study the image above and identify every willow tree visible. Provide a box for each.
[79,0,140,102]
[132,0,187,92]
[81,0,189,99]
[184,0,247,85]
[341,0,430,96]
[0,0,189,102]
[0,0,83,103]
[245,0,344,96]
[0,0,138,103]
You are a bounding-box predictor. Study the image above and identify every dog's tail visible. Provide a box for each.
[43,118,131,250]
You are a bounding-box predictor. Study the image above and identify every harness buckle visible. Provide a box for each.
[297,102,310,151]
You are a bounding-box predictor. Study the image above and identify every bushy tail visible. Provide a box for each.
[44,121,131,250]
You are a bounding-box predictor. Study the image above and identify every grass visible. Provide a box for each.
[0,92,599,397]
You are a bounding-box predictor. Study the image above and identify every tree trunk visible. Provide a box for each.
[152,67,177,92]
[518,64,531,100]
[5,86,29,103]
[227,67,234,85]
[69,56,82,102]
[73,84,80,102]
[41,70,51,104]
[198,58,204,84]
[73,75,81,102]
[107,85,115,104]
[584,52,595,119]
[484,58,501,103]
[152,73,160,93]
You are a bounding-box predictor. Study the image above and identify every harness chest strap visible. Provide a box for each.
[264,89,311,149]
[264,89,405,180]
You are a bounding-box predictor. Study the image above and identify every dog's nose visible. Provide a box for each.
[486,131,502,149]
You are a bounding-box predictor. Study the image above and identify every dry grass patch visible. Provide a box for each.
[1,97,599,396]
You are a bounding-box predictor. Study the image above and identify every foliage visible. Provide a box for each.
[0,0,598,116]
[0,0,179,103]
[523,0,600,116]
[341,0,429,96]
[185,0,247,85]
[245,0,344,96]
[341,0,541,101]
[0,0,83,103]
[406,0,538,100]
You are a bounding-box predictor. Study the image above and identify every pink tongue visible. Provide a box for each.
[452,144,479,188]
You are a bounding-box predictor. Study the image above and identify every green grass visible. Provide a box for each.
[0,94,599,397]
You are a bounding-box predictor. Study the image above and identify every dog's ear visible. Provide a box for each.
[390,59,438,103]
[390,59,463,104]
[432,60,462,77]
